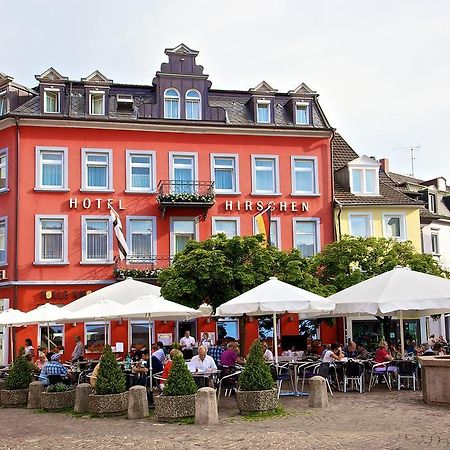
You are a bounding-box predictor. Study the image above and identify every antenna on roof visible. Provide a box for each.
[391,144,421,177]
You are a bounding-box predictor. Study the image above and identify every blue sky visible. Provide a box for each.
[3,0,450,181]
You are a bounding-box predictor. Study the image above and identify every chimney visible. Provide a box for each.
[380,158,389,173]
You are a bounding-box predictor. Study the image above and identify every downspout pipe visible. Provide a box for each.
[334,198,343,241]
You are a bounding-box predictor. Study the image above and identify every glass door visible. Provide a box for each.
[173,156,194,193]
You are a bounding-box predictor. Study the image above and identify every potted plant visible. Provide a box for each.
[236,340,278,414]
[40,383,76,410]
[1,356,34,407]
[88,345,128,415]
[154,354,197,421]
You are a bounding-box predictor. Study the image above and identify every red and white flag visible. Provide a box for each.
[110,207,129,260]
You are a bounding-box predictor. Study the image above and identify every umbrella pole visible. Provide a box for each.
[273,312,278,365]
[104,319,107,346]
[399,311,405,357]
[47,323,50,350]
[148,318,153,391]
[9,326,13,363]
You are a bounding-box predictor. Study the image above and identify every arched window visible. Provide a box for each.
[185,89,201,120]
[164,88,180,119]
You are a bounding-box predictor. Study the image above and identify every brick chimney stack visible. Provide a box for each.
[380,158,389,173]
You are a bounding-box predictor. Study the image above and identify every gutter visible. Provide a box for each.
[334,198,343,240]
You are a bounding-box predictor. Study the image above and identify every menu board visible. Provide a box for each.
[157,333,173,346]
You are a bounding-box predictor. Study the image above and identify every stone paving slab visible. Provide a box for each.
[0,389,449,449]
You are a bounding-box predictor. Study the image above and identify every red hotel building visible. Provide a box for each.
[0,44,334,362]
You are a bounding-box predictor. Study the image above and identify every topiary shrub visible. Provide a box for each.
[239,340,274,391]
[163,355,197,396]
[5,356,34,390]
[94,345,126,395]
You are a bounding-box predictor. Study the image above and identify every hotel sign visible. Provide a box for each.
[69,198,125,210]
[224,200,309,212]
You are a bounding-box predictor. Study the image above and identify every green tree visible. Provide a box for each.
[5,356,34,390]
[239,340,274,391]
[163,355,197,396]
[95,345,126,395]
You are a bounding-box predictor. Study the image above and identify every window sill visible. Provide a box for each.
[79,189,115,193]
[124,189,157,195]
[0,262,7,268]
[215,192,242,196]
[34,188,70,192]
[251,192,282,197]
[350,193,381,197]
[0,189,9,194]
[80,261,114,265]
[290,192,320,197]
[33,261,69,266]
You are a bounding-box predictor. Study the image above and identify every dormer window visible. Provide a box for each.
[295,102,309,125]
[256,100,270,123]
[428,193,437,213]
[347,156,380,196]
[164,88,180,119]
[0,91,7,115]
[44,89,60,114]
[89,91,105,115]
[185,90,201,120]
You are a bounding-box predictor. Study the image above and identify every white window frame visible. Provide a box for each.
[85,321,110,352]
[210,153,240,194]
[349,167,379,196]
[212,217,240,238]
[43,88,61,114]
[256,100,271,124]
[34,215,69,265]
[348,213,373,238]
[169,151,198,182]
[125,150,156,193]
[0,91,7,115]
[428,193,437,213]
[431,230,440,255]
[169,217,199,257]
[38,323,65,349]
[253,216,281,249]
[291,156,319,196]
[35,146,69,191]
[0,216,7,266]
[81,215,113,264]
[251,155,280,195]
[295,101,310,125]
[0,148,8,193]
[126,216,157,262]
[292,218,321,257]
[382,213,407,241]
[164,88,180,119]
[185,89,201,120]
[89,91,106,116]
[129,320,155,348]
[81,148,113,192]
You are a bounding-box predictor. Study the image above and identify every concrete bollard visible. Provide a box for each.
[27,381,45,409]
[127,385,149,419]
[0,379,6,405]
[195,387,218,426]
[74,383,93,414]
[308,376,328,408]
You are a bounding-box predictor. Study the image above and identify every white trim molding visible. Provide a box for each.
[292,217,321,257]
[35,146,69,191]
[290,155,319,196]
[211,216,241,238]
[34,215,69,265]
[81,148,113,192]
[251,154,280,195]
[382,212,407,241]
[210,153,240,194]
[169,151,199,182]
[0,216,7,266]
[0,147,8,193]
[81,215,113,264]
[169,217,199,257]
[348,212,373,238]
[125,150,157,193]
[125,215,158,261]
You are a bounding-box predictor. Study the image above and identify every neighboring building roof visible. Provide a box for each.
[333,134,421,207]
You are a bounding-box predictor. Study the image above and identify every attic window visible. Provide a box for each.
[428,193,437,213]
[350,168,379,195]
[256,100,270,124]
[44,89,60,114]
[295,102,309,125]
[89,91,105,115]
[164,88,180,119]
[0,91,7,116]
[116,94,134,110]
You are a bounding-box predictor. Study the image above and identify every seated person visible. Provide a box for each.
[132,350,164,386]
[433,342,445,356]
[262,341,274,362]
[208,339,225,365]
[356,343,368,360]
[374,341,393,363]
[189,345,217,372]
[90,360,101,388]
[320,344,331,358]
[152,341,166,364]
[39,353,69,385]
[322,342,344,364]
[343,341,357,358]
[220,341,246,367]
[160,349,183,387]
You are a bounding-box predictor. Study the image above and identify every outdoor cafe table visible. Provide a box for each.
[191,369,221,389]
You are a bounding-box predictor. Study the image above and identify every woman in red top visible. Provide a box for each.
[374,341,393,363]
[160,349,183,387]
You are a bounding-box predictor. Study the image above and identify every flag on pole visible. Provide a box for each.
[110,207,129,260]
[254,206,272,247]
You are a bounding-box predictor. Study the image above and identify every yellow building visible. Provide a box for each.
[333,134,422,250]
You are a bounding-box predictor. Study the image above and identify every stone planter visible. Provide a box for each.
[0,389,29,407]
[236,388,278,413]
[154,394,196,421]
[41,389,76,410]
[88,391,129,415]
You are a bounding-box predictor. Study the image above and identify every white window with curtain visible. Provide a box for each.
[383,213,406,241]
[126,216,157,262]
[293,218,320,257]
[349,214,372,238]
[82,216,113,263]
[0,148,7,192]
[0,92,7,115]
[170,218,197,255]
[35,215,68,264]
[251,155,279,194]
[170,152,197,194]
[185,89,201,120]
[256,100,270,123]
[211,154,239,193]
[89,91,105,115]
[164,88,180,119]
[44,89,60,114]
[295,102,309,125]
[350,168,378,195]
[35,147,68,190]
[431,231,440,255]
[212,218,240,238]
[291,156,318,195]
[81,149,113,191]
[126,150,155,193]
[0,217,6,266]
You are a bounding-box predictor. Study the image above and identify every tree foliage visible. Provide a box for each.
[5,356,34,390]
[95,345,126,395]
[163,354,197,396]
[239,340,274,391]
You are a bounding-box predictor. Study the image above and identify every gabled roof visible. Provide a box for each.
[165,43,199,56]
[81,70,113,84]
[35,67,68,82]
[249,81,277,94]
[288,83,317,96]
[347,155,380,167]
[0,73,14,85]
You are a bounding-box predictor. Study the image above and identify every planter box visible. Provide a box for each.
[41,389,76,410]
[88,391,128,415]
[0,389,29,407]
[236,389,278,413]
[154,394,196,421]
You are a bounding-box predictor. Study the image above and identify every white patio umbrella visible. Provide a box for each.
[0,309,29,361]
[325,266,450,355]
[215,277,335,364]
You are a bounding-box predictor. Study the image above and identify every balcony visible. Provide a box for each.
[114,256,171,281]
[157,180,215,218]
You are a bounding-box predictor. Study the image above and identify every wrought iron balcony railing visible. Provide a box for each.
[114,256,172,280]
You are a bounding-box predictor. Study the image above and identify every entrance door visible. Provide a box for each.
[0,299,9,365]
[178,320,197,343]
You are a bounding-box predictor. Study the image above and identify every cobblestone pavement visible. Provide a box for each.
[0,389,449,449]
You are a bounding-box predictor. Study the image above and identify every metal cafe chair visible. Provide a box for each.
[217,367,242,398]
[396,360,418,391]
[317,362,334,396]
[368,362,392,391]
[299,361,321,394]
[270,363,294,398]
[343,360,365,394]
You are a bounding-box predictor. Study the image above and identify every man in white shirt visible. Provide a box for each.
[180,330,196,359]
[262,341,274,362]
[152,341,166,363]
[189,346,217,372]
